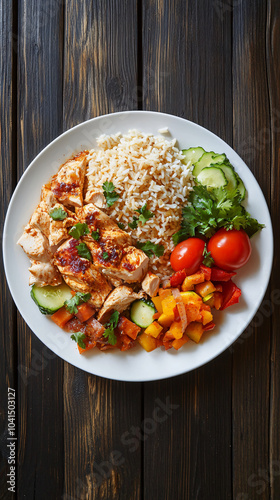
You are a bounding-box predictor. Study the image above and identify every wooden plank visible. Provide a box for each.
[0,1,17,496]
[16,1,65,498]
[232,1,271,499]
[63,2,142,499]
[266,0,280,497]
[142,1,233,499]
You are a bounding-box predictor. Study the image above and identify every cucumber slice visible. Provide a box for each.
[182,147,205,165]
[193,151,227,177]
[31,283,73,315]
[236,174,246,200]
[217,163,238,192]
[130,299,156,328]
[197,166,228,189]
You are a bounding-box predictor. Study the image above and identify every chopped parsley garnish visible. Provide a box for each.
[71,331,87,349]
[172,185,264,244]
[91,229,100,241]
[77,243,92,261]
[102,251,109,260]
[49,207,68,221]
[136,241,165,258]
[102,181,120,207]
[136,203,154,225]
[64,292,91,314]
[69,223,90,239]
[202,247,214,267]
[128,216,139,229]
[103,310,120,345]
[117,222,125,230]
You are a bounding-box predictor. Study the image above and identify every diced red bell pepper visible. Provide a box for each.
[199,264,212,281]
[211,267,236,282]
[220,280,242,310]
[203,321,215,331]
[170,269,187,288]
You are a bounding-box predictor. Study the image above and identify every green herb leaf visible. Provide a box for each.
[102,251,109,260]
[49,207,68,221]
[117,222,125,230]
[77,243,92,261]
[69,223,90,239]
[64,292,91,314]
[103,310,120,345]
[136,203,154,225]
[102,181,120,207]
[136,241,165,258]
[203,248,214,267]
[91,229,100,241]
[71,332,87,350]
[128,216,139,229]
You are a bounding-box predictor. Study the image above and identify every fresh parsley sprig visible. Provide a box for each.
[71,331,87,349]
[64,292,91,314]
[69,223,90,239]
[128,216,139,229]
[136,241,165,258]
[102,181,120,207]
[128,203,154,229]
[91,229,100,241]
[103,310,120,345]
[49,207,68,221]
[77,243,92,261]
[172,185,264,244]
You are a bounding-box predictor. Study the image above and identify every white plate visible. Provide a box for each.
[3,111,273,382]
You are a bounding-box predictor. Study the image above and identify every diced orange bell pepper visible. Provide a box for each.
[145,321,163,338]
[185,303,202,323]
[158,288,172,298]
[185,322,204,343]
[180,291,203,305]
[168,320,183,339]
[161,295,177,315]
[201,309,213,325]
[51,307,74,328]
[137,333,157,352]
[152,296,163,314]
[172,334,189,350]
[158,313,174,328]
[194,280,216,298]
[182,272,205,291]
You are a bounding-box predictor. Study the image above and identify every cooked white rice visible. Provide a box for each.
[86,130,193,278]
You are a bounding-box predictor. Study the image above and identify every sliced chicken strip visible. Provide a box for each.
[141,272,160,297]
[51,151,88,207]
[29,260,62,287]
[54,238,112,308]
[76,203,131,247]
[97,286,145,324]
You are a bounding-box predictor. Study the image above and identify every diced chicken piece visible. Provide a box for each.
[29,260,62,287]
[54,238,112,309]
[141,272,160,297]
[17,225,52,262]
[97,286,144,323]
[30,200,77,246]
[102,272,123,288]
[76,203,131,247]
[40,185,58,207]
[84,185,107,209]
[51,151,88,207]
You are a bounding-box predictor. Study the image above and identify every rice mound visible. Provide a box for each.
[86,130,193,278]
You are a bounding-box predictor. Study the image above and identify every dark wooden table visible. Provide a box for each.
[1,1,279,499]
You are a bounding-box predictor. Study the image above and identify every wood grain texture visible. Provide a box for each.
[232,1,272,499]
[16,1,65,498]
[0,1,17,497]
[63,2,142,499]
[266,0,280,497]
[142,1,233,499]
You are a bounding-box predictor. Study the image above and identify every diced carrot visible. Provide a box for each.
[163,340,173,350]
[51,307,74,328]
[76,302,95,322]
[117,316,141,340]
[78,337,96,354]
[172,334,189,350]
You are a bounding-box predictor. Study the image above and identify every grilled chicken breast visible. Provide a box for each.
[97,286,145,323]
[141,272,160,297]
[51,151,87,207]
[54,237,112,308]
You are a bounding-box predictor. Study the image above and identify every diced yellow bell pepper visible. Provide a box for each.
[185,322,204,343]
[168,320,183,339]
[152,296,163,314]
[180,291,202,305]
[172,334,189,350]
[161,295,176,315]
[201,309,213,325]
[137,332,157,352]
[158,312,174,328]
[144,321,163,338]
[195,280,216,298]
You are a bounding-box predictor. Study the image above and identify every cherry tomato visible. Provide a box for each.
[207,228,251,271]
[170,238,205,274]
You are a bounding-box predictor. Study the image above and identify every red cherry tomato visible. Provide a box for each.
[170,238,205,274]
[207,228,251,271]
